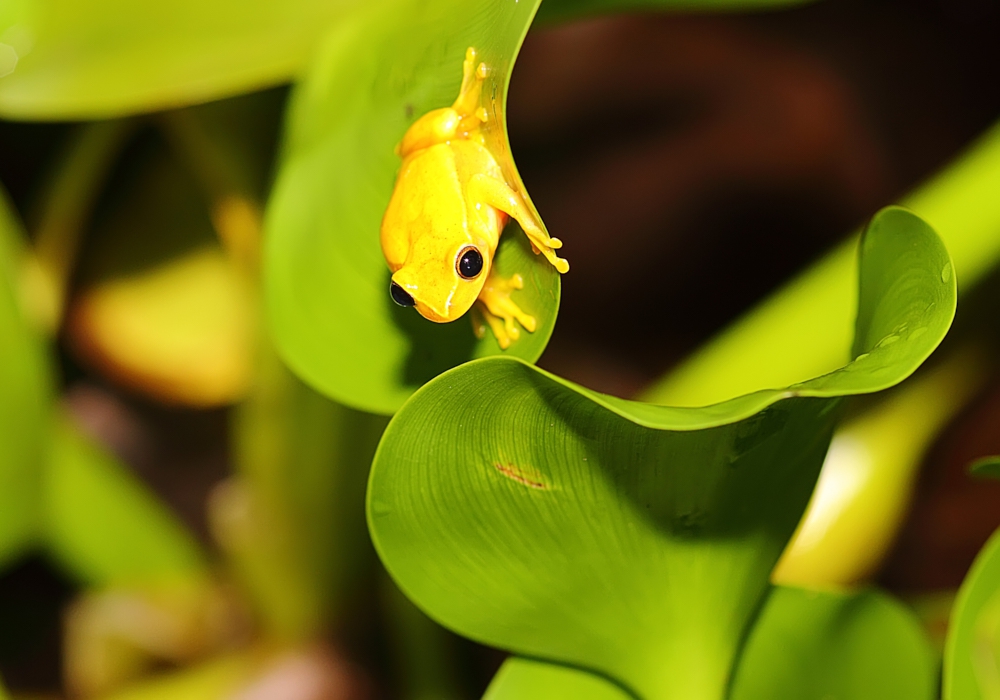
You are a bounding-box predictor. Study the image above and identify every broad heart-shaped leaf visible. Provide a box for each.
[0,186,51,568]
[0,0,360,119]
[368,207,954,700]
[945,527,1000,700]
[264,0,559,415]
[483,586,934,700]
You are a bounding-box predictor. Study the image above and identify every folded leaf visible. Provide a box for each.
[0,0,360,118]
[0,186,51,568]
[368,207,954,699]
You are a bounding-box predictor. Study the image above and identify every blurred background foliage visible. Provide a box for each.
[1,0,1000,698]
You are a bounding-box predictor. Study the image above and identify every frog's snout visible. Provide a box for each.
[390,281,416,308]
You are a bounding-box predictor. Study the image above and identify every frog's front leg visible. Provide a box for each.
[471,271,537,350]
[468,174,569,274]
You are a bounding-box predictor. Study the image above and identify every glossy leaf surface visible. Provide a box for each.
[0,0,359,119]
[43,414,207,585]
[946,528,1000,699]
[264,0,558,414]
[0,187,50,567]
[369,207,954,699]
[731,586,935,700]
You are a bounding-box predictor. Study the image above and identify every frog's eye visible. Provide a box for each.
[390,281,416,307]
[457,246,484,280]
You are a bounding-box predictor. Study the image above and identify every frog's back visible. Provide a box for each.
[381,143,469,269]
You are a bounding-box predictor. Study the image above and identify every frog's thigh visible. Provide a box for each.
[467,174,569,274]
[398,108,461,156]
[473,271,536,349]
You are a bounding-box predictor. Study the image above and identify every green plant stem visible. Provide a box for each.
[27,119,133,333]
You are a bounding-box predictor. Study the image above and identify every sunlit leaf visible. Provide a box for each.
[731,586,935,700]
[0,0,360,119]
[264,0,559,414]
[946,528,1000,700]
[43,414,208,585]
[368,208,954,698]
[68,142,254,407]
[774,347,986,587]
[0,185,50,568]
[483,658,632,700]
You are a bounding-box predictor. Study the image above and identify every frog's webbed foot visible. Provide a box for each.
[468,174,570,274]
[471,273,536,349]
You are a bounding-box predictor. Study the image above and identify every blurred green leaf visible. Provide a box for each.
[645,121,1000,407]
[0,185,50,568]
[217,345,388,642]
[264,0,559,415]
[970,456,1000,481]
[0,0,359,119]
[69,141,254,407]
[946,528,1000,700]
[368,207,954,699]
[731,586,935,700]
[43,413,208,585]
[483,658,632,700]
[775,346,986,587]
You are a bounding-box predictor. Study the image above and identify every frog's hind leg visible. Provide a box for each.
[468,174,570,274]
[452,48,489,127]
[471,272,537,350]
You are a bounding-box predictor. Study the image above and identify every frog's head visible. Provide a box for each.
[389,242,490,323]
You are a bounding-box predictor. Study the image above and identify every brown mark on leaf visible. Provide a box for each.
[493,463,548,490]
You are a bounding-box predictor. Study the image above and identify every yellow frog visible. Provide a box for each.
[380,47,568,349]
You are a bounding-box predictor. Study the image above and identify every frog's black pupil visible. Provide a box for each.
[458,248,484,279]
[390,281,415,307]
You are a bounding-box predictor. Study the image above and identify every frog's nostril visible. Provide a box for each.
[390,281,416,307]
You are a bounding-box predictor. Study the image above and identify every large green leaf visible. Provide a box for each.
[946,527,1000,700]
[264,0,559,415]
[0,0,359,119]
[0,186,50,568]
[483,587,934,700]
[367,207,954,700]
[43,414,208,585]
[730,587,935,700]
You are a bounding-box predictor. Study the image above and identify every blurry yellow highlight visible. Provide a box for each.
[774,346,986,587]
[69,246,254,407]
